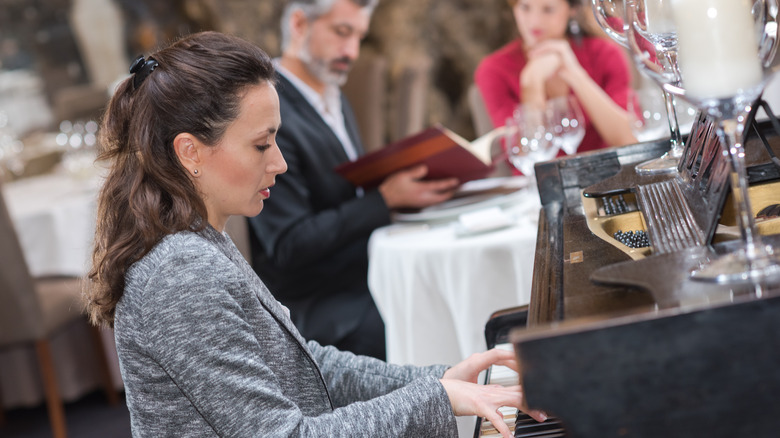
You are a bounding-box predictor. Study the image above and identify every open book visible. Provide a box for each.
[334,124,506,188]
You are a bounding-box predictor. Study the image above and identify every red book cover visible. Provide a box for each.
[334,124,494,188]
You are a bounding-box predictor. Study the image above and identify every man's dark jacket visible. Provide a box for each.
[248,74,391,346]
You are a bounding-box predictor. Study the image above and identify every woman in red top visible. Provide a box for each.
[475,0,637,158]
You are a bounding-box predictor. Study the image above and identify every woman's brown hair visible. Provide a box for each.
[86,31,275,327]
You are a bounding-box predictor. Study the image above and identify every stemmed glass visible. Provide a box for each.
[0,111,25,180]
[592,0,685,174]
[504,104,560,176]
[628,87,668,141]
[627,0,780,284]
[547,96,586,155]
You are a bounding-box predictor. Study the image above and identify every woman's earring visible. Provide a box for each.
[193,169,199,176]
[568,18,582,44]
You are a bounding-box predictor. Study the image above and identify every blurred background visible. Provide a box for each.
[0,1,520,437]
[5,0,762,436]
[0,0,521,159]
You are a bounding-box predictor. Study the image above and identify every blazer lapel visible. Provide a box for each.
[340,93,365,157]
[218,245,309,350]
[247,268,310,346]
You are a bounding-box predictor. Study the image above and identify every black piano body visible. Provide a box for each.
[507,112,780,438]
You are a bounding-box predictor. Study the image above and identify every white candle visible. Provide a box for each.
[670,0,762,99]
[645,0,676,34]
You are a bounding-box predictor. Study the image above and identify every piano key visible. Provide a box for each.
[515,413,566,437]
[477,343,567,437]
[481,412,565,438]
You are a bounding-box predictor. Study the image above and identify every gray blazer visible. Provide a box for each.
[115,226,458,437]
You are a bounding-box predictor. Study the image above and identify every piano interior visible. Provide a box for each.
[583,179,780,262]
[479,106,780,437]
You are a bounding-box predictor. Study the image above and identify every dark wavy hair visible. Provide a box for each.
[86,31,275,327]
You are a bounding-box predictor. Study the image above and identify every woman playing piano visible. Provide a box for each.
[84,31,545,437]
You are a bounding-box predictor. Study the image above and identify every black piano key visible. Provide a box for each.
[476,345,569,437]
[514,413,566,438]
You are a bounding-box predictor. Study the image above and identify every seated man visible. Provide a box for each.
[248,0,458,360]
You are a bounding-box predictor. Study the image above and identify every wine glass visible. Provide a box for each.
[628,85,698,141]
[547,96,585,155]
[504,104,560,176]
[0,111,25,180]
[592,0,686,174]
[627,86,668,141]
[627,0,780,284]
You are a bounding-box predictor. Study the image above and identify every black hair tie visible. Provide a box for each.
[129,55,158,89]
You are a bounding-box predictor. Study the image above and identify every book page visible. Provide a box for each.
[465,126,507,165]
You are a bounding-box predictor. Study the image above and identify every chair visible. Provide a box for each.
[344,52,434,149]
[468,84,514,177]
[342,50,388,153]
[0,179,118,438]
[468,83,495,138]
[390,55,433,142]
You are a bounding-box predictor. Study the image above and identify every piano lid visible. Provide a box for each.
[510,288,780,438]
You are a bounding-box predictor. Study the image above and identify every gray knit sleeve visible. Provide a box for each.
[126,234,458,437]
[308,341,451,406]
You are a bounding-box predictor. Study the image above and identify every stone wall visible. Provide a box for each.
[368,0,516,139]
[219,0,517,141]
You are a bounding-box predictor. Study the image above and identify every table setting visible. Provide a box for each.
[2,120,105,278]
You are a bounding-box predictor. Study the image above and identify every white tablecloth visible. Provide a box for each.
[368,184,541,368]
[0,165,122,410]
[3,167,104,277]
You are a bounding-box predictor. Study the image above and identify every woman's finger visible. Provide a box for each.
[483,407,514,438]
[523,408,549,423]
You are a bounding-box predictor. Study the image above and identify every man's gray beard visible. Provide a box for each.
[298,43,349,87]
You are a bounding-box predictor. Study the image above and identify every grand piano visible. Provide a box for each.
[477,105,780,437]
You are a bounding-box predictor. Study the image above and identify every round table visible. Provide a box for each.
[368,183,541,367]
[3,165,104,277]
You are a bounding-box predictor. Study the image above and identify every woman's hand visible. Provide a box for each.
[378,164,459,209]
[520,51,562,110]
[440,348,548,438]
[522,51,562,84]
[443,348,519,383]
[528,40,638,147]
[528,40,586,84]
[441,380,539,438]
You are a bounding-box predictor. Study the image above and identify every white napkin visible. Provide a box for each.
[455,207,514,237]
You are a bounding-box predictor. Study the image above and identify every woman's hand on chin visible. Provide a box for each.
[528,39,585,82]
[520,51,561,108]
